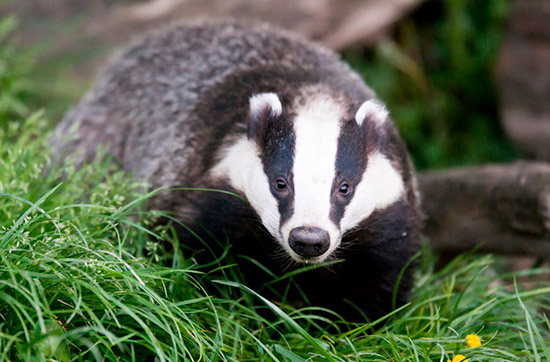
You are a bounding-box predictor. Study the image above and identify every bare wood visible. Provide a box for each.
[418,162,550,258]
[6,0,424,55]
[92,0,424,50]
[496,0,550,160]
[322,0,423,49]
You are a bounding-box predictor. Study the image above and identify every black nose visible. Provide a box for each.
[288,227,330,258]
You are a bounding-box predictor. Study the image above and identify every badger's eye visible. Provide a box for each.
[275,178,287,191]
[338,182,351,195]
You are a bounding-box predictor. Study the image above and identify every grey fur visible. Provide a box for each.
[53,19,378,212]
[53,20,422,322]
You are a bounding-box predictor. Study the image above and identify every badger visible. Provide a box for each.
[53,20,423,323]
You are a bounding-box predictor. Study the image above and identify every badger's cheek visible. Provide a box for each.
[211,138,282,241]
[339,153,405,232]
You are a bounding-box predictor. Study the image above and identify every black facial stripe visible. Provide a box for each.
[258,113,296,227]
[329,118,369,225]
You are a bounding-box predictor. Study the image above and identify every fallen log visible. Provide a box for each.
[419,161,550,258]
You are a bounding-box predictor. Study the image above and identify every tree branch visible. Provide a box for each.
[418,162,550,258]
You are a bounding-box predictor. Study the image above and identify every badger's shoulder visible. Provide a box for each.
[68,19,352,104]
[119,19,344,72]
[52,20,363,177]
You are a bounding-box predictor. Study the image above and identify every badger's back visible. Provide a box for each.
[53,21,368,190]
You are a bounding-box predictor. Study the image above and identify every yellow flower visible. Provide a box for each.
[448,354,468,362]
[466,333,482,348]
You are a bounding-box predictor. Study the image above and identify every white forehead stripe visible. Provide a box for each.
[279,94,343,261]
[249,93,282,118]
[340,152,404,232]
[291,95,342,225]
[355,99,388,126]
[211,138,281,240]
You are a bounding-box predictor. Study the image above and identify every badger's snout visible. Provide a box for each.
[288,226,330,258]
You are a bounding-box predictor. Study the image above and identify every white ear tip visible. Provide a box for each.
[355,99,388,126]
[250,93,282,117]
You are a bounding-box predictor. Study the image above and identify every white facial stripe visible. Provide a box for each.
[280,95,343,261]
[212,95,403,264]
[355,99,388,126]
[211,138,281,239]
[340,152,404,232]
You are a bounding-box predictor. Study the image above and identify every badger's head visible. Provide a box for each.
[212,90,405,264]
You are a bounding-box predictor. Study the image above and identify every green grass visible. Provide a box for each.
[1,10,550,362]
[0,16,34,127]
[1,122,549,360]
[344,0,517,170]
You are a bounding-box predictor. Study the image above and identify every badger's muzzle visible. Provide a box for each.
[288,226,330,258]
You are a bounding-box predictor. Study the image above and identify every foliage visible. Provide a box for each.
[0,15,33,128]
[345,0,517,169]
[1,10,549,362]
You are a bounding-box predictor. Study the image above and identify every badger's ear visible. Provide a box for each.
[248,93,282,140]
[355,99,388,127]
